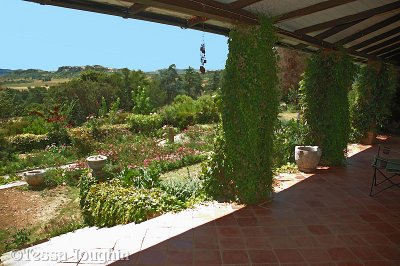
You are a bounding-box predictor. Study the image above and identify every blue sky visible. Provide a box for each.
[0,0,228,71]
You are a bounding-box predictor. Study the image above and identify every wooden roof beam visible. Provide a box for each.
[296,2,400,34]
[275,0,357,23]
[337,13,400,46]
[348,26,400,51]
[370,43,400,56]
[187,0,262,27]
[381,48,400,59]
[127,3,148,15]
[125,0,258,25]
[362,35,400,54]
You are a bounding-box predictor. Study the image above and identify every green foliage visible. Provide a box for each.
[0,134,15,161]
[7,133,50,152]
[43,168,83,188]
[127,113,163,133]
[273,119,308,167]
[160,176,203,202]
[4,229,31,251]
[300,51,356,165]
[108,97,121,124]
[201,125,235,201]
[159,64,183,103]
[350,63,398,141]
[183,67,203,98]
[220,17,279,203]
[79,170,96,209]
[22,117,49,135]
[98,96,108,118]
[82,181,184,227]
[160,95,219,129]
[0,175,20,185]
[69,127,95,156]
[132,86,153,115]
[116,166,161,189]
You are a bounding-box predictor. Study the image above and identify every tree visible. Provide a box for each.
[159,64,182,103]
[183,67,202,98]
[132,86,153,115]
[146,78,167,108]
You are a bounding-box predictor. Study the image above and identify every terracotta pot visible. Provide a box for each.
[295,146,322,173]
[360,131,377,145]
[24,169,45,186]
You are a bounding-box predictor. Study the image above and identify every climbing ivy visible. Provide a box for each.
[350,63,397,141]
[219,17,279,203]
[300,51,356,166]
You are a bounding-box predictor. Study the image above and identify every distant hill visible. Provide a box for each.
[0,69,13,76]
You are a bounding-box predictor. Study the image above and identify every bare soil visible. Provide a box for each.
[0,186,69,231]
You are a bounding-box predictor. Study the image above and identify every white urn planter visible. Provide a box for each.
[86,155,108,181]
[24,169,46,186]
[295,146,322,173]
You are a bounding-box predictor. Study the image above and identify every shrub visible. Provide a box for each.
[43,168,83,188]
[160,95,219,129]
[116,166,160,189]
[8,133,51,152]
[127,113,163,133]
[194,95,219,124]
[82,181,184,227]
[0,134,15,161]
[22,117,49,135]
[350,63,397,141]
[69,127,95,156]
[273,119,308,167]
[160,176,203,202]
[98,124,130,139]
[201,126,235,201]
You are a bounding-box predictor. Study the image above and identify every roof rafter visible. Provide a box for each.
[187,0,262,27]
[381,48,400,59]
[125,0,258,25]
[370,42,400,56]
[348,26,400,51]
[336,13,400,45]
[296,2,400,34]
[362,35,400,54]
[275,0,357,23]
[126,3,148,15]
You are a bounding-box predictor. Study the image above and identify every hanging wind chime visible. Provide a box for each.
[200,23,206,74]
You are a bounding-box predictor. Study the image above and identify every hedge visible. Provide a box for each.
[7,133,51,152]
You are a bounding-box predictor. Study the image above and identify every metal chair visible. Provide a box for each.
[370,145,400,196]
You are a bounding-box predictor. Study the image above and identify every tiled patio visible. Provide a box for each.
[2,136,400,266]
[113,136,400,266]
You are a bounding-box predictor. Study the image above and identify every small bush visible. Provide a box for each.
[127,113,163,133]
[44,168,83,188]
[82,181,184,227]
[0,134,15,161]
[273,119,308,167]
[161,176,203,202]
[69,127,95,156]
[8,133,51,152]
[201,126,236,201]
[160,95,219,129]
[116,166,160,189]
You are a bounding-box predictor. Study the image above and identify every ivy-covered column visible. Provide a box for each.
[300,50,355,166]
[221,17,279,203]
[350,61,397,143]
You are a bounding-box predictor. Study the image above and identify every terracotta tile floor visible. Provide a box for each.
[111,136,400,266]
[2,136,399,266]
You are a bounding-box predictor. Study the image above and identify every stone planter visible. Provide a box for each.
[295,146,322,173]
[360,131,377,145]
[86,155,108,180]
[23,169,46,186]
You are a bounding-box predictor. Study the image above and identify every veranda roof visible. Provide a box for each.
[25,0,400,65]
